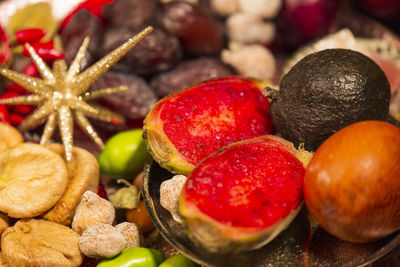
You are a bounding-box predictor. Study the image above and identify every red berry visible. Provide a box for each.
[97,184,107,199]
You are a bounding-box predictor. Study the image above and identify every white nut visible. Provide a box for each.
[227,12,275,44]
[238,0,282,19]
[221,44,276,80]
[160,0,199,4]
[210,0,239,16]
[115,222,141,249]
[160,175,187,223]
[79,223,126,258]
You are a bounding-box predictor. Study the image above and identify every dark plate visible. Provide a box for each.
[143,158,400,267]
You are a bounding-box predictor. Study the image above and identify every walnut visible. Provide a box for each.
[71,191,115,234]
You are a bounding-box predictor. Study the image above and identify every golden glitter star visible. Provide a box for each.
[0,26,153,161]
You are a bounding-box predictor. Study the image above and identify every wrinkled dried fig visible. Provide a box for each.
[0,122,23,153]
[42,144,100,225]
[0,252,10,267]
[0,213,9,236]
[0,143,68,218]
[71,191,115,234]
[1,219,82,267]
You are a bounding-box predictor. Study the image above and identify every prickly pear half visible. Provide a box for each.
[143,76,273,175]
[179,135,312,252]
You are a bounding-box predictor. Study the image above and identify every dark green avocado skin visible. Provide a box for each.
[271,49,391,151]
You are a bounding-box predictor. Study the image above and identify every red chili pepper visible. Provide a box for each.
[22,42,65,61]
[14,28,47,44]
[5,83,27,94]
[23,62,39,77]
[14,104,33,115]
[9,113,24,126]
[0,105,10,124]
[60,0,114,31]
[0,24,8,43]
[0,91,20,99]
[0,43,11,66]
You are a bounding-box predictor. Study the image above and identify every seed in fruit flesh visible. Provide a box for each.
[268,49,391,151]
[179,135,312,252]
[144,76,274,175]
[304,120,400,243]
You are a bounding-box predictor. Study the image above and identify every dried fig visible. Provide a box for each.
[42,144,100,225]
[1,219,82,267]
[71,191,115,234]
[0,252,9,267]
[0,213,9,236]
[0,122,23,153]
[0,143,68,218]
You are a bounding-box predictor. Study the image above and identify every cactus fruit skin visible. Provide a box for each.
[179,135,312,252]
[143,76,274,175]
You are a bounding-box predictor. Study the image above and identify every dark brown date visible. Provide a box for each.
[101,27,182,76]
[60,10,102,69]
[159,1,225,56]
[92,71,158,122]
[102,0,158,28]
[151,57,234,97]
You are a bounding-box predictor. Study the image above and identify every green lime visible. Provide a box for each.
[97,247,165,267]
[98,129,148,178]
[159,254,200,267]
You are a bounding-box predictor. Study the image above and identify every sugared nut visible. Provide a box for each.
[115,222,142,249]
[160,175,187,223]
[210,0,239,17]
[160,0,198,4]
[72,191,115,234]
[238,0,282,19]
[226,12,275,45]
[221,43,276,80]
[79,223,126,258]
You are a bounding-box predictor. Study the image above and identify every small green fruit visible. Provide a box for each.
[97,247,165,267]
[98,129,148,178]
[159,254,200,267]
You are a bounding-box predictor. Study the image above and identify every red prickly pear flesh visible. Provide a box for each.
[155,77,273,166]
[182,136,305,229]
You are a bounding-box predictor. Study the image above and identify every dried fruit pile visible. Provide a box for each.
[0,0,399,266]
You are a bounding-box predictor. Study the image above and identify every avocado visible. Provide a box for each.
[267,49,391,151]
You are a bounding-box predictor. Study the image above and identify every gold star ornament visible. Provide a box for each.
[0,26,153,161]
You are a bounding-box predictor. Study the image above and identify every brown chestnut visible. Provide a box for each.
[304,120,400,243]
